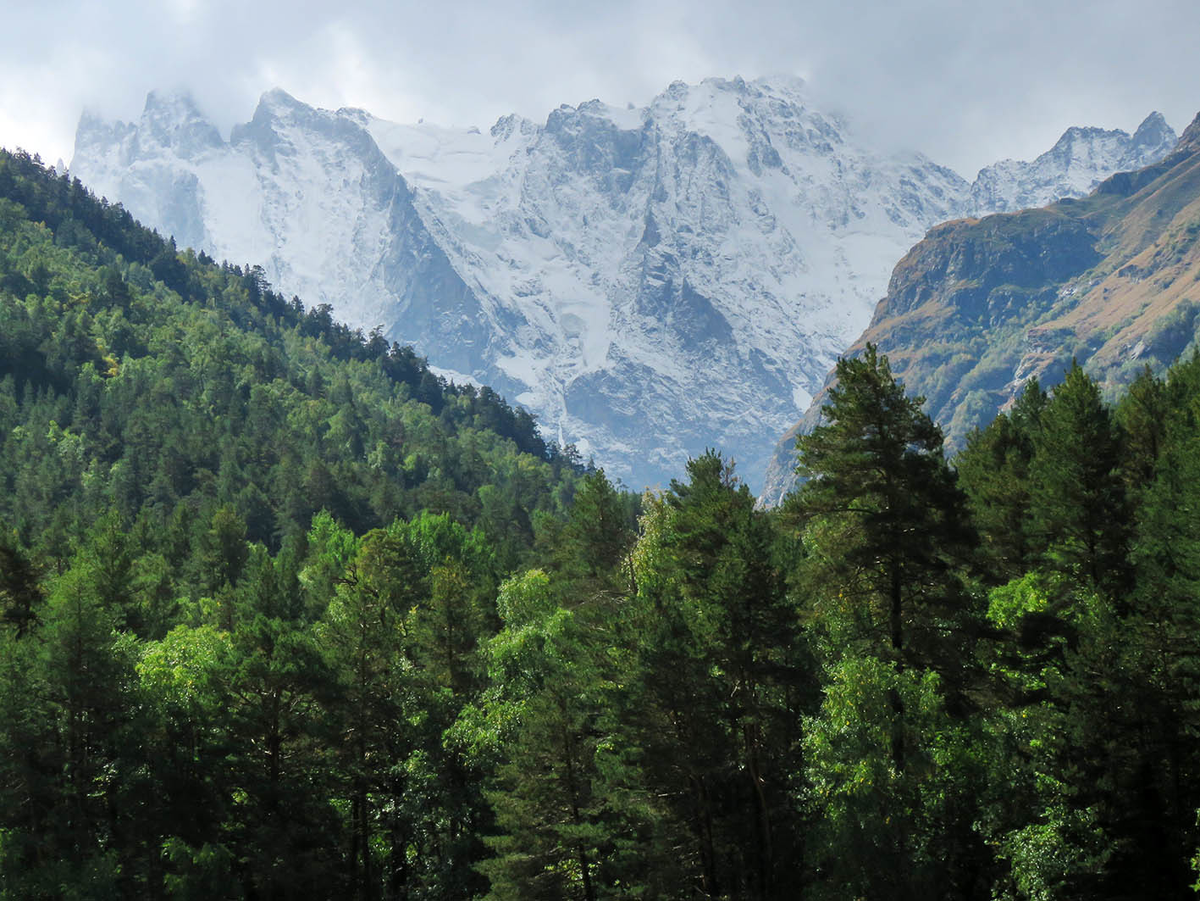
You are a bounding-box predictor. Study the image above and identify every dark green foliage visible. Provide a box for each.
[627,452,815,899]
[1027,361,1131,596]
[795,343,976,672]
[558,468,638,583]
[961,360,1200,899]
[793,345,986,900]
[3,149,1200,899]
[956,379,1046,581]
[0,530,42,635]
[1115,365,1170,495]
[0,150,571,570]
[0,149,583,899]
[476,572,646,901]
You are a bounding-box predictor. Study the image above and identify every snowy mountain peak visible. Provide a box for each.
[1043,115,1176,168]
[1132,111,1175,149]
[137,90,224,159]
[74,110,135,163]
[234,88,317,147]
[752,73,808,94]
[336,106,375,128]
[142,88,209,121]
[69,81,1179,489]
[967,114,1177,215]
[251,87,310,120]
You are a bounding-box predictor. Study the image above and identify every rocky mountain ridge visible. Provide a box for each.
[760,110,1200,506]
[69,78,1176,489]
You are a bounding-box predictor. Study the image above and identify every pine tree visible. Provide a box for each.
[1028,362,1129,598]
[318,521,409,900]
[956,379,1046,581]
[1115,366,1169,497]
[0,530,43,636]
[559,468,635,585]
[794,344,985,899]
[628,452,813,898]
[795,344,975,674]
[476,571,650,901]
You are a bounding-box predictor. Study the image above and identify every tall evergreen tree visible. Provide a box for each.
[476,571,648,901]
[629,452,813,899]
[795,344,976,675]
[956,379,1046,581]
[794,344,986,899]
[1028,362,1129,597]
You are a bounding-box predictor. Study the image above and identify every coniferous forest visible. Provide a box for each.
[1,147,1200,900]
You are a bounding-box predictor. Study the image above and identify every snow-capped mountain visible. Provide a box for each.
[968,111,1177,214]
[69,79,1175,489]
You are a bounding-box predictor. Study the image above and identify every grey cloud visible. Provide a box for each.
[2,0,1198,175]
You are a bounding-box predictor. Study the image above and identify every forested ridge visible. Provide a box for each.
[1,149,1199,900]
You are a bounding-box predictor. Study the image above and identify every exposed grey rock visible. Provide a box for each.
[70,82,1176,492]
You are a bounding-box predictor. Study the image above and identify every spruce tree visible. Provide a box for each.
[956,379,1046,581]
[1028,362,1129,597]
[629,452,812,898]
[795,343,975,673]
[794,345,985,899]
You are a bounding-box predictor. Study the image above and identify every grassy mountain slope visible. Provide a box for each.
[762,111,1200,505]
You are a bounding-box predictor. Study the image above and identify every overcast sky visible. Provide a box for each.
[2,0,1198,176]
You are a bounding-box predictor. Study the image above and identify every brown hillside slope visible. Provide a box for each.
[761,112,1200,506]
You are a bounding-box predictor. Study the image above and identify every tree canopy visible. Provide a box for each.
[2,149,1199,900]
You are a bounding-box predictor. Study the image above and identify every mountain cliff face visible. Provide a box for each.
[968,112,1177,214]
[760,112,1200,506]
[69,79,1175,489]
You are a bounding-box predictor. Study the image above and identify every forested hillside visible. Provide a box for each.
[1,150,1199,900]
[0,149,582,563]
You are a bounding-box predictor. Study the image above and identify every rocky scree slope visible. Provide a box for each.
[69,79,1175,490]
[760,111,1200,506]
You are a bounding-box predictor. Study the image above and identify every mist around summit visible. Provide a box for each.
[70,77,1176,489]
